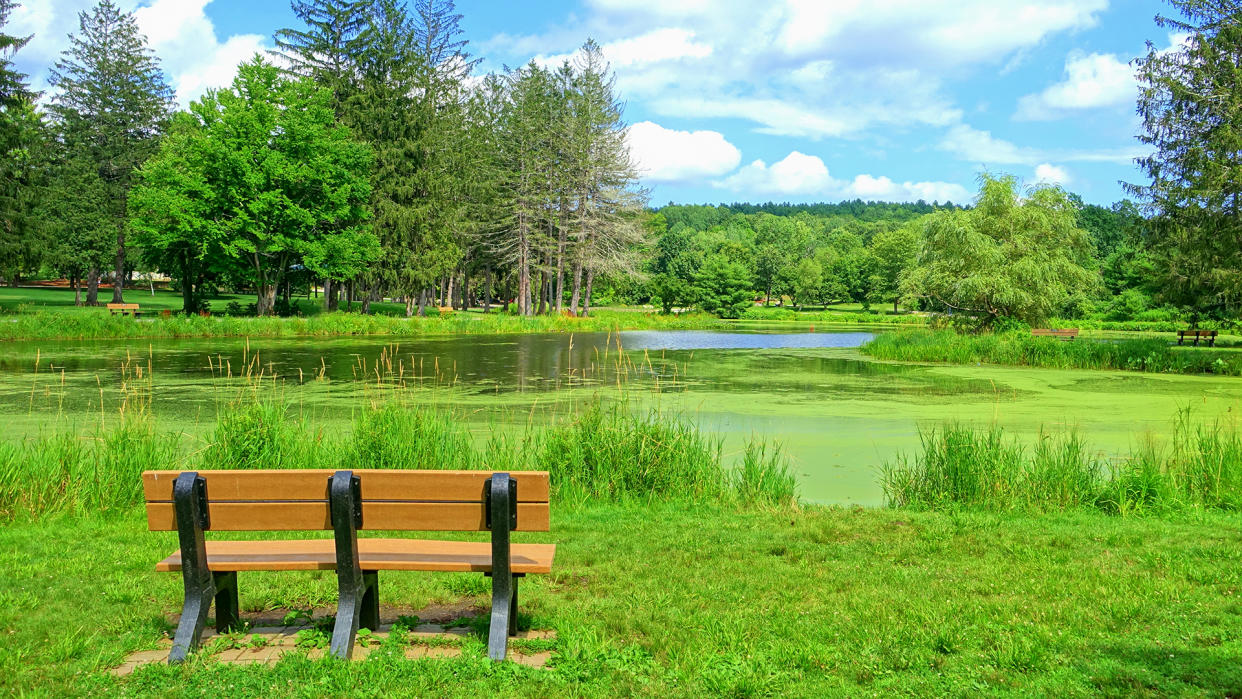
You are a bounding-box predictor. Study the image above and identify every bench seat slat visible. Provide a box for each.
[154,539,556,573]
[146,501,550,532]
[143,469,550,504]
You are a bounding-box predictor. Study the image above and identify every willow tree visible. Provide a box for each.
[903,175,1097,327]
[1129,1,1242,319]
[48,0,172,305]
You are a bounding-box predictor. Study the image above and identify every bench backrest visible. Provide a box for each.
[1180,329,1217,336]
[108,303,141,310]
[143,469,550,532]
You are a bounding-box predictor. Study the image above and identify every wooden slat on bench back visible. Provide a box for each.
[143,470,550,503]
[143,469,550,533]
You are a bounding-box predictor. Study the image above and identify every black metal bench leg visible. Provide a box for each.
[169,472,214,664]
[329,471,364,660]
[487,472,517,661]
[488,573,514,660]
[331,574,364,659]
[213,571,240,633]
[170,574,215,664]
[509,575,519,637]
[361,571,379,631]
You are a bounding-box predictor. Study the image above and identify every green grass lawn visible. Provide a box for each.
[0,286,394,317]
[2,504,1240,697]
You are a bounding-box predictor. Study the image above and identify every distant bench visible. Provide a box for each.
[1031,328,1078,341]
[1178,329,1218,347]
[107,303,142,317]
[143,469,554,663]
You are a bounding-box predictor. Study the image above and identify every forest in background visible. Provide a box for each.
[0,0,1238,328]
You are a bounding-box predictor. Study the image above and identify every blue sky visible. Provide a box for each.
[12,0,1173,205]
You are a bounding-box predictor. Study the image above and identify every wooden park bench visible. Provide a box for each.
[107,303,142,317]
[1031,328,1078,341]
[1178,329,1218,347]
[143,469,554,664]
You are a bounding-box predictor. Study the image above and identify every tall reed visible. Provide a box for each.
[881,416,1242,514]
[863,329,1242,376]
[0,394,797,522]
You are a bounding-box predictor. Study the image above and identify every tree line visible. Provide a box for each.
[633,183,1143,325]
[1,0,1236,327]
[0,0,644,316]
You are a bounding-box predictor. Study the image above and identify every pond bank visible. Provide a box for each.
[4,328,1242,506]
[862,328,1242,376]
[0,309,731,342]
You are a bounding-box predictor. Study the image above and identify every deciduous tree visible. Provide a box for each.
[903,175,1097,326]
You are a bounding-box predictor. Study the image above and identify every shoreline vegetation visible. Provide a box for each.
[0,395,798,523]
[881,417,1242,514]
[2,299,1233,342]
[861,328,1242,376]
[0,308,733,342]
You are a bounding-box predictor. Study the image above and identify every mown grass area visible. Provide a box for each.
[881,417,1242,515]
[0,285,249,314]
[3,505,1241,696]
[862,329,1242,376]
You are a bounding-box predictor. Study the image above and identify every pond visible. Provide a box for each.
[3,327,1241,506]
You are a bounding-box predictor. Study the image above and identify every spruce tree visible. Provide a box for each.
[1129,1,1242,319]
[275,0,365,117]
[275,0,367,309]
[47,0,172,304]
[348,0,425,314]
[0,0,44,285]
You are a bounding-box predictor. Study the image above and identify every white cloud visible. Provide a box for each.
[492,1,1109,140]
[134,0,267,105]
[715,151,968,202]
[939,123,1144,167]
[846,174,971,203]
[1014,35,1192,121]
[717,152,837,195]
[11,0,269,106]
[1034,163,1071,185]
[535,28,712,70]
[940,124,1038,165]
[1015,51,1135,120]
[626,121,741,182]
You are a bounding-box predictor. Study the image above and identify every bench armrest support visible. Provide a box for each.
[169,473,215,663]
[329,470,378,660]
[488,472,515,660]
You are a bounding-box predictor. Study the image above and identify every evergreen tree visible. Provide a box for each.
[348,0,423,314]
[1129,0,1242,320]
[47,0,172,305]
[276,0,368,309]
[0,0,44,285]
[275,0,365,115]
[495,63,556,316]
[403,0,475,313]
[41,148,114,305]
[565,40,645,316]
